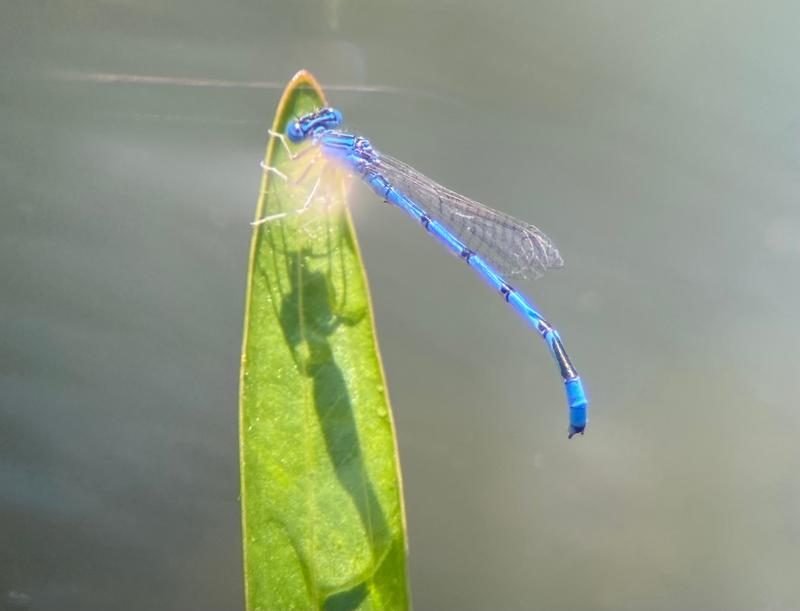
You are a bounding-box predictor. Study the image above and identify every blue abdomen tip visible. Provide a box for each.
[565,378,588,438]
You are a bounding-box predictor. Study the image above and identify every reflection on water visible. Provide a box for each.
[2,1,800,609]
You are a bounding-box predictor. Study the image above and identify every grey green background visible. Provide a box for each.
[2,1,799,610]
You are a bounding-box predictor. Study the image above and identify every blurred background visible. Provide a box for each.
[2,1,799,609]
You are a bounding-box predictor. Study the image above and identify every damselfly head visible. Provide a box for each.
[287,107,344,142]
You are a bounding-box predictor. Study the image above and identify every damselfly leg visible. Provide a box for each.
[252,129,331,226]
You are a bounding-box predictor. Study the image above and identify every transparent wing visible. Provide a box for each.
[372,153,563,279]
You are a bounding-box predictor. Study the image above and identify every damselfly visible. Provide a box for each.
[256,107,588,438]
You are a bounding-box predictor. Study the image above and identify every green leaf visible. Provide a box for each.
[239,71,409,611]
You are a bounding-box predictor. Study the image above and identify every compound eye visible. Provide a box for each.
[286,120,304,142]
[315,107,342,129]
